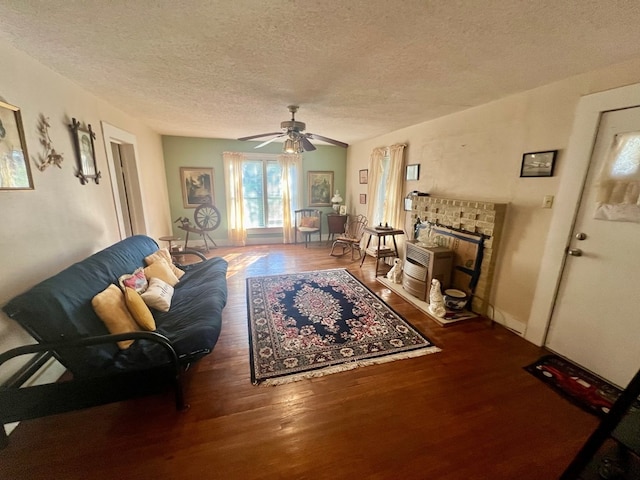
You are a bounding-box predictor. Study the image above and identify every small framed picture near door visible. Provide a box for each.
[359,169,368,184]
[406,164,420,181]
[359,193,367,204]
[181,167,214,208]
[520,150,557,177]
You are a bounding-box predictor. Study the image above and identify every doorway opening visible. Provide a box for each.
[101,122,146,239]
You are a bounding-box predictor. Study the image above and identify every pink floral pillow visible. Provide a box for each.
[118,267,148,293]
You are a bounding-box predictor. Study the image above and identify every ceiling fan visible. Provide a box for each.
[237,105,349,153]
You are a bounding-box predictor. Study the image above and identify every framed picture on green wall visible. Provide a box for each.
[308,171,333,207]
[181,167,214,208]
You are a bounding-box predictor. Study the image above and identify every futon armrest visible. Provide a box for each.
[0,331,188,436]
[171,248,207,267]
[0,331,180,372]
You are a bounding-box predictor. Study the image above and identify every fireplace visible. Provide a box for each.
[407,195,507,315]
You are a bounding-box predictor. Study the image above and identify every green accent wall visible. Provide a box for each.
[161,136,347,243]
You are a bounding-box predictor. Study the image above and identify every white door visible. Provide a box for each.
[545,106,640,388]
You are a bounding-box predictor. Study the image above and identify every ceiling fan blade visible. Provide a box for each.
[306,133,348,148]
[300,135,316,152]
[254,134,285,149]
[237,132,283,141]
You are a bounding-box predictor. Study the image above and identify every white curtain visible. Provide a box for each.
[364,143,407,255]
[279,153,301,243]
[223,151,247,246]
[594,132,640,223]
[366,146,387,227]
[386,144,408,232]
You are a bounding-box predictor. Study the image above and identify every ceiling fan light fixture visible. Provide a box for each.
[283,138,295,153]
[239,106,348,153]
[283,136,303,154]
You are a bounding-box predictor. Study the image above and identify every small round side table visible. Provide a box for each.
[158,235,181,252]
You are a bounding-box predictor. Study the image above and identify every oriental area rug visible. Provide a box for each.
[247,269,440,385]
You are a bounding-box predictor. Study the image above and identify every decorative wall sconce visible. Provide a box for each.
[69,118,101,184]
[405,190,429,211]
[34,115,64,171]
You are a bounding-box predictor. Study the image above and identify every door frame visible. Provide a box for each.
[100,122,147,239]
[526,82,640,346]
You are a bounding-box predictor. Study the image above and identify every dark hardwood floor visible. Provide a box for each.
[0,242,597,479]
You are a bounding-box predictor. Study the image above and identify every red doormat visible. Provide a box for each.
[525,354,638,418]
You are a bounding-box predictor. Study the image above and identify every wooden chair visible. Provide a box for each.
[294,209,322,247]
[330,214,368,260]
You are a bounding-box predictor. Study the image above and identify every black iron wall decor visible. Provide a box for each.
[69,118,101,184]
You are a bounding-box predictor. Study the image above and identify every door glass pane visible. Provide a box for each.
[610,132,640,178]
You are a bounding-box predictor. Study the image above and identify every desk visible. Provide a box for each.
[326,214,348,245]
[360,227,404,276]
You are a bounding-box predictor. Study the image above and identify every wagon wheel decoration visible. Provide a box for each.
[194,203,221,232]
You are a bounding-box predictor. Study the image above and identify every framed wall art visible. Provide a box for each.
[70,118,101,184]
[181,167,214,208]
[308,170,333,206]
[406,164,420,181]
[359,169,368,184]
[520,150,558,177]
[0,100,34,190]
[360,193,367,204]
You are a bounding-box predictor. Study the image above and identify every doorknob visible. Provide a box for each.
[575,232,587,240]
[567,248,583,257]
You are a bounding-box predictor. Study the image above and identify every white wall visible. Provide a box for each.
[347,57,640,338]
[0,41,171,382]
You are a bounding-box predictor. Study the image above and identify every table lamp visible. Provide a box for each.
[331,190,343,212]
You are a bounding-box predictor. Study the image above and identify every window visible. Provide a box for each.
[242,159,284,228]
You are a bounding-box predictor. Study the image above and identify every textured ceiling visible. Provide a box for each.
[2,1,640,146]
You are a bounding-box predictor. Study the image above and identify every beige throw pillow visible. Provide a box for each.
[92,284,140,349]
[144,258,180,287]
[145,248,185,280]
[140,277,174,312]
[300,216,319,228]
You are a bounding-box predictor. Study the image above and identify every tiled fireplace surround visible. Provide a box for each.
[408,195,507,315]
